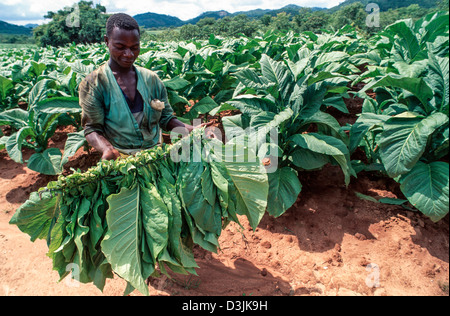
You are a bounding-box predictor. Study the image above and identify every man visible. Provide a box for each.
[79,13,199,160]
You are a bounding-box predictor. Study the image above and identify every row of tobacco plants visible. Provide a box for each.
[0,11,448,294]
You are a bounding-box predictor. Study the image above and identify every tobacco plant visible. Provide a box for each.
[350,12,449,222]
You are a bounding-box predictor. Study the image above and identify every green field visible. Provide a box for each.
[0,43,37,49]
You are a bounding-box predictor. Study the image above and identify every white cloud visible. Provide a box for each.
[1,0,23,5]
[1,0,343,25]
[0,0,78,23]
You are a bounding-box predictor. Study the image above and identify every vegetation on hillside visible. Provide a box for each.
[329,0,441,11]
[146,0,449,41]
[0,0,448,46]
[0,21,32,36]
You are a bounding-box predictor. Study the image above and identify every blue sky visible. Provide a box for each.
[0,0,343,25]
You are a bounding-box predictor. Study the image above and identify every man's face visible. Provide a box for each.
[105,27,140,70]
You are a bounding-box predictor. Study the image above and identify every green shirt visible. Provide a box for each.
[79,63,175,151]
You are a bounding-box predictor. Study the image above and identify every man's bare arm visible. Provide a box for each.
[85,132,120,160]
[165,118,193,135]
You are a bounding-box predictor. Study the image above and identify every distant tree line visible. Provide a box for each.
[147,0,449,41]
[0,34,35,44]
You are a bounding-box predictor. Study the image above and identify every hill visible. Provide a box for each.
[186,10,231,25]
[233,4,325,18]
[328,0,441,12]
[134,12,184,29]
[0,20,32,35]
[136,1,443,29]
[135,4,325,29]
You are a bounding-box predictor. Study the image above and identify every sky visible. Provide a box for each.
[0,0,344,26]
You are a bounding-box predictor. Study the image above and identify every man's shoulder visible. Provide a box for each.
[81,63,108,88]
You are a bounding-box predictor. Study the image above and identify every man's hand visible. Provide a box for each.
[194,120,214,129]
[167,118,221,141]
[102,147,120,161]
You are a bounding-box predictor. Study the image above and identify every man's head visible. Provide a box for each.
[106,13,140,37]
[105,13,141,70]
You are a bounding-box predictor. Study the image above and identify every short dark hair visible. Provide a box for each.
[106,13,140,37]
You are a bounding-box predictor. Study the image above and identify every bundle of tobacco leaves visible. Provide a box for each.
[10,129,269,295]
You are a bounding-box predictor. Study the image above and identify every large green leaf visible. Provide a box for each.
[415,11,450,45]
[260,54,293,101]
[208,139,269,229]
[291,147,329,170]
[101,185,149,296]
[349,113,389,153]
[360,74,434,110]
[384,20,420,60]
[183,96,218,120]
[61,130,87,167]
[267,167,302,217]
[28,79,55,108]
[392,58,429,78]
[226,95,278,116]
[223,108,292,163]
[157,179,198,272]
[399,161,449,222]
[290,133,348,156]
[204,54,225,74]
[163,76,190,91]
[298,111,349,144]
[72,197,93,283]
[222,114,250,140]
[27,148,63,175]
[323,95,349,114]
[6,126,35,163]
[30,61,47,77]
[425,54,449,114]
[0,108,29,129]
[234,67,275,92]
[0,75,13,101]
[9,191,60,242]
[287,57,309,80]
[179,162,222,235]
[36,97,81,115]
[141,184,169,264]
[289,132,352,185]
[0,135,7,150]
[249,107,294,131]
[314,51,349,67]
[295,81,330,118]
[379,112,449,178]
